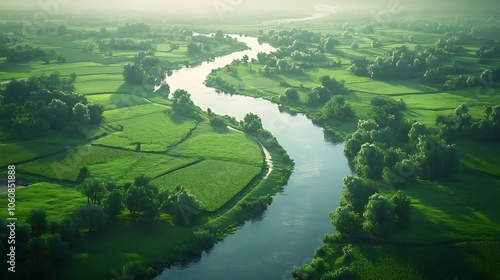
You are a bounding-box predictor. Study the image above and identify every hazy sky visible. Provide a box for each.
[0,0,498,13]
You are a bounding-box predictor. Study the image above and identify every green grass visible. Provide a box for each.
[169,123,263,167]
[17,145,196,182]
[95,110,198,152]
[0,182,87,223]
[85,93,149,110]
[152,159,262,212]
[456,139,500,176]
[0,140,66,167]
[375,172,500,244]
[349,241,500,280]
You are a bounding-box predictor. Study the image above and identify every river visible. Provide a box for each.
[159,35,351,279]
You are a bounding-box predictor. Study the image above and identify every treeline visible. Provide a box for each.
[348,44,451,81]
[0,173,218,279]
[186,30,240,54]
[122,50,168,90]
[0,72,103,137]
[98,38,155,52]
[436,103,500,141]
[255,28,342,75]
[116,23,152,36]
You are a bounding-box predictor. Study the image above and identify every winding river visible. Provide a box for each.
[159,35,351,279]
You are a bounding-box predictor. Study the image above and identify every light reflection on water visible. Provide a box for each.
[158,26,350,280]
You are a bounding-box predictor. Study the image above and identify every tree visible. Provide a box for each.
[408,122,431,143]
[319,75,346,95]
[415,135,460,179]
[122,261,157,280]
[142,201,160,224]
[242,112,263,133]
[341,176,377,214]
[284,87,299,102]
[103,189,124,219]
[391,191,411,225]
[330,205,361,235]
[171,89,193,106]
[47,234,70,264]
[26,209,49,238]
[363,194,395,237]
[354,143,385,180]
[75,205,108,232]
[72,103,90,126]
[125,186,149,218]
[47,99,68,129]
[164,186,204,224]
[156,83,170,97]
[187,42,202,53]
[123,63,145,84]
[26,236,51,276]
[57,24,67,35]
[76,178,107,205]
[59,217,78,244]
[322,96,355,120]
[88,104,104,125]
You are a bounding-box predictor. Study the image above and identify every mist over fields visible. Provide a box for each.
[1,0,499,15]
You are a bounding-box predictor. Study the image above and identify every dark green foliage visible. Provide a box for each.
[0,72,102,136]
[76,178,107,205]
[415,135,461,179]
[192,229,217,251]
[103,189,124,219]
[75,205,108,232]
[26,209,48,238]
[59,217,78,244]
[341,176,377,214]
[156,83,170,97]
[322,96,356,120]
[47,99,68,129]
[354,143,385,180]
[46,234,70,264]
[25,236,51,276]
[1,44,48,63]
[117,23,151,35]
[320,75,348,95]
[122,261,157,280]
[330,205,361,235]
[57,24,67,35]
[72,103,90,126]
[363,194,395,237]
[123,63,146,84]
[187,42,203,53]
[88,104,104,125]
[391,191,411,225]
[284,87,299,102]
[125,186,149,217]
[162,186,204,225]
[383,159,417,189]
[242,112,263,133]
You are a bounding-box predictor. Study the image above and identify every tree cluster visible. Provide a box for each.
[116,23,152,36]
[123,51,167,90]
[344,96,460,186]
[437,104,500,141]
[330,176,411,237]
[349,44,449,81]
[0,72,103,137]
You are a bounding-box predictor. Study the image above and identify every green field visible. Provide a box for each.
[0,182,87,223]
[169,123,264,167]
[152,159,262,212]
[95,110,198,152]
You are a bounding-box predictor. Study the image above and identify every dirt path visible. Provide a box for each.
[227,126,273,179]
